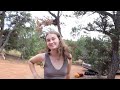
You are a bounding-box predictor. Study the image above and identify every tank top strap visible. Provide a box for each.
[44,52,51,67]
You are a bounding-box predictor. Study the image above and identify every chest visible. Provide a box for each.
[50,56,64,70]
[44,55,68,77]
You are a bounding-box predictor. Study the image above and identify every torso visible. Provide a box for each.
[44,53,68,79]
[49,55,64,70]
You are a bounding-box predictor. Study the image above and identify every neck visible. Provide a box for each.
[50,49,59,57]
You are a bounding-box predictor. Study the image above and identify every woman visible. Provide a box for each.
[28,30,72,79]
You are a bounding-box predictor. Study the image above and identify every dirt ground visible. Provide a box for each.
[0,58,86,79]
[0,57,120,79]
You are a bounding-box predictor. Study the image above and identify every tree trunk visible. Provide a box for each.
[48,11,62,37]
[0,11,6,31]
[57,17,62,37]
[107,36,119,79]
[0,35,5,47]
[0,11,6,48]
[0,30,13,52]
[107,11,120,79]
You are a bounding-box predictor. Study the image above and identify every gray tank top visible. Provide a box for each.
[44,53,68,79]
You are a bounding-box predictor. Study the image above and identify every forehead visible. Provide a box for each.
[46,34,58,39]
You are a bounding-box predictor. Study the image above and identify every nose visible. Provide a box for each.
[49,40,54,44]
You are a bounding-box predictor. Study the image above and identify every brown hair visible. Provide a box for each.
[45,30,72,60]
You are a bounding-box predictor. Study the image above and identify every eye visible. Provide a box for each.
[52,37,55,41]
[46,39,50,42]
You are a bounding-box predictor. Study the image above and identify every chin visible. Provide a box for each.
[49,47,58,50]
[51,48,58,50]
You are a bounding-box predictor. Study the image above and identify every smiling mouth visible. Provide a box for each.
[50,45,56,47]
[49,44,56,47]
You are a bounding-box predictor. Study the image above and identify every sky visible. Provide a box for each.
[30,11,105,41]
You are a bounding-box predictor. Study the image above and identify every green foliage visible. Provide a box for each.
[4,11,32,50]
[67,35,111,75]
[73,37,86,61]
[4,11,46,59]
[19,32,46,59]
[16,24,46,59]
[65,40,77,61]
[82,36,111,75]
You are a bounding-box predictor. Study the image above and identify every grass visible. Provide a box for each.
[6,49,21,57]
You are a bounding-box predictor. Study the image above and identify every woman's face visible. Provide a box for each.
[46,34,60,50]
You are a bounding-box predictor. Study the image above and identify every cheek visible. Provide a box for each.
[46,42,50,47]
[55,39,60,46]
[54,42,59,48]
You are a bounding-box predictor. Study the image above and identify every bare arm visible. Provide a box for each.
[28,53,45,79]
[66,54,72,79]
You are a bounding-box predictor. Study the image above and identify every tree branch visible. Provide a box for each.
[84,27,112,36]
[59,11,62,17]
[57,11,60,17]
[96,11,114,19]
[48,11,57,18]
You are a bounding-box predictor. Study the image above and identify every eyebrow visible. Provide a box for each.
[46,36,56,39]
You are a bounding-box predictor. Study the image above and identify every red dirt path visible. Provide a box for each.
[0,58,120,79]
[0,58,86,79]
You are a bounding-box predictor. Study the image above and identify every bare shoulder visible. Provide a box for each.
[29,53,46,63]
[69,53,72,59]
[39,53,46,60]
[37,53,46,59]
